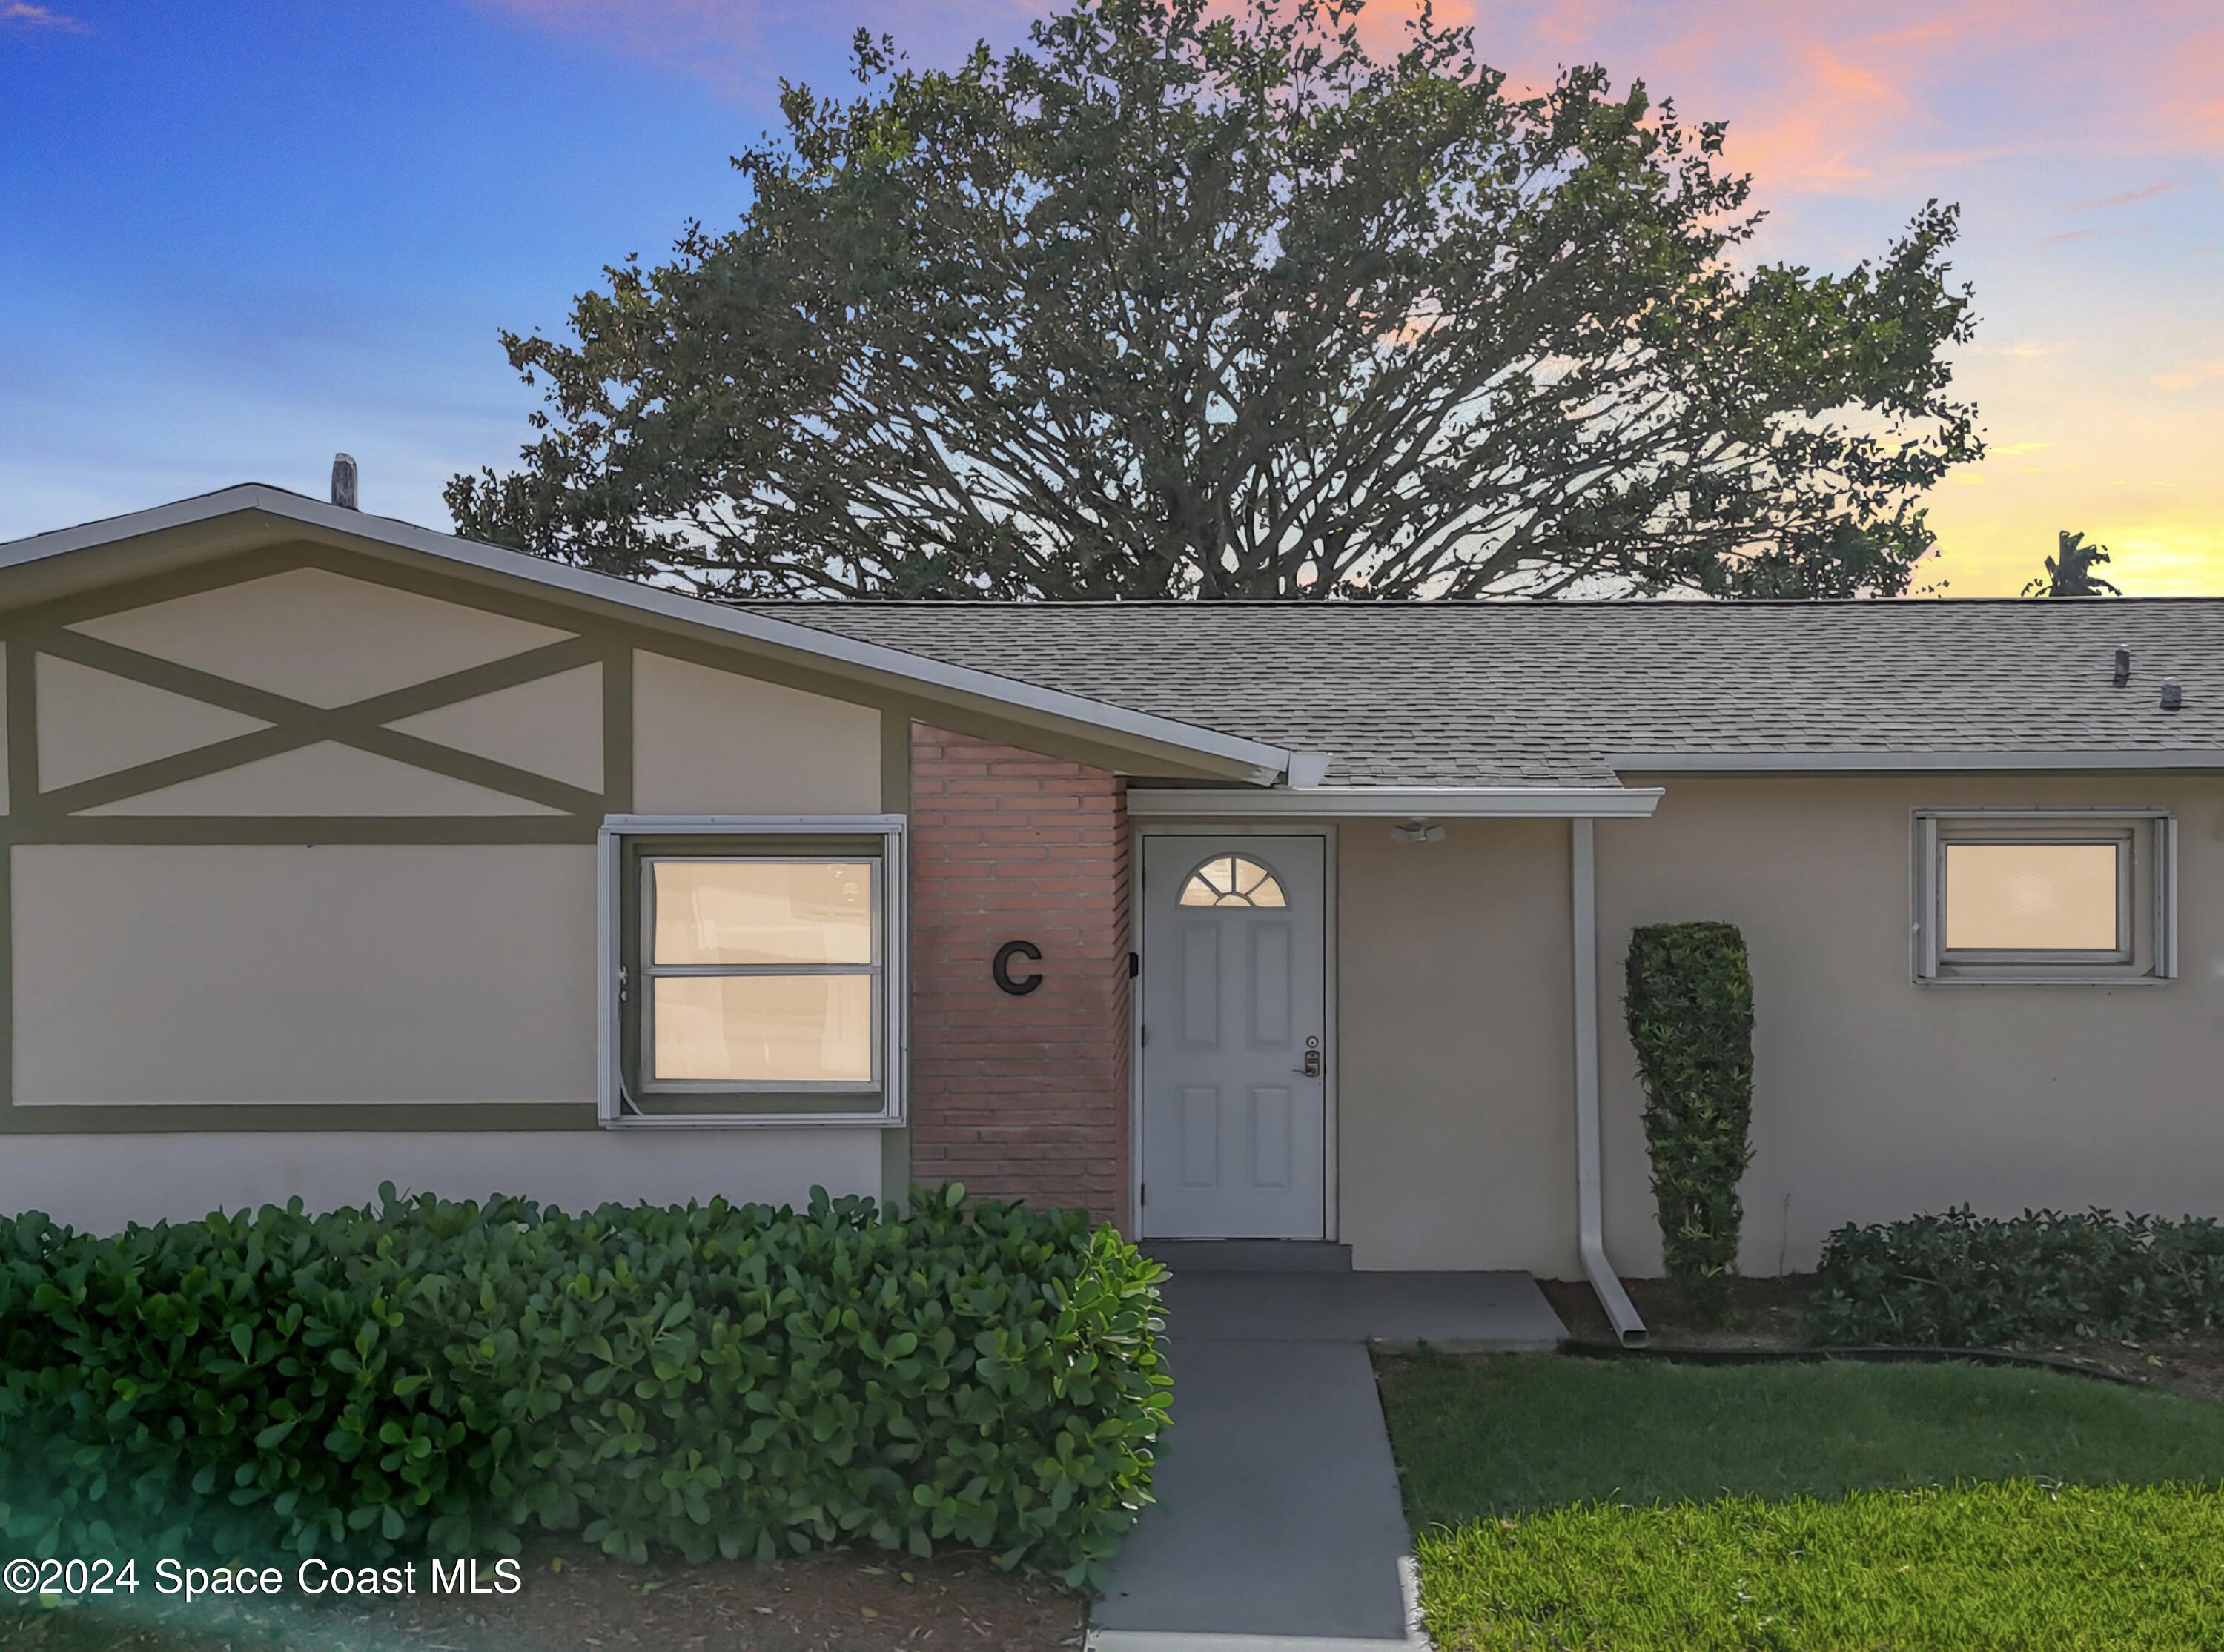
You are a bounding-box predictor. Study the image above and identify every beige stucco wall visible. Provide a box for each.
[387,660,604,791]
[14,844,599,1106]
[1595,774,2224,1275]
[68,565,572,707]
[632,650,881,814]
[37,651,271,789]
[0,1129,881,1233]
[1188,772,2220,1278]
[1334,820,1581,1273]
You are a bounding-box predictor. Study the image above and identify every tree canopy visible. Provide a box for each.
[448,0,1983,600]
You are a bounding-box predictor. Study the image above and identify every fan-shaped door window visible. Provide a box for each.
[1179,853,1288,909]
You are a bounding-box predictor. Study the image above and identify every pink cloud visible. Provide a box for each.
[2063,181,2180,211]
[2152,27,2224,147]
[475,0,2224,205]
[1409,0,2224,196]
[469,1,2224,176]
[0,1,86,27]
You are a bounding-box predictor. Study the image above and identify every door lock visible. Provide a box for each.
[1298,1036,1322,1078]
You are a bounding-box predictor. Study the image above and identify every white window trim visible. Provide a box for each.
[1911,808,2177,987]
[598,815,907,1127]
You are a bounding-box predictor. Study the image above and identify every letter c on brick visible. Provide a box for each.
[993,940,1045,995]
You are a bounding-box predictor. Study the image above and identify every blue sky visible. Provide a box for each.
[4,0,2220,593]
[1,0,762,533]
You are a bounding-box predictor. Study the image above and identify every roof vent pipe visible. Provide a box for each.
[2113,648,2131,688]
[2161,680,2183,713]
[331,454,359,511]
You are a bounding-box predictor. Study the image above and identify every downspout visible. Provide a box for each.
[1572,817,1647,1346]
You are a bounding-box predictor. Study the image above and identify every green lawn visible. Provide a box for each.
[1377,1355,2224,1651]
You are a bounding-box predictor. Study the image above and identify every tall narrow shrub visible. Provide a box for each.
[1624,922,1756,1318]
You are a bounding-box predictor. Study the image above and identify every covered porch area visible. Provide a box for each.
[1128,786,1658,1352]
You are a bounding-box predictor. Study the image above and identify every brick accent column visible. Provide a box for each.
[906,723,1131,1226]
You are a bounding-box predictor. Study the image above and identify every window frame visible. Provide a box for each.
[598,815,907,1128]
[638,853,884,1095]
[1176,851,1289,909]
[1912,808,2177,986]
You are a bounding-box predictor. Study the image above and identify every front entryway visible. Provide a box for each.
[1138,833,1328,1239]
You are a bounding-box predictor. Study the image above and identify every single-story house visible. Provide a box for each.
[1,482,2217,1340]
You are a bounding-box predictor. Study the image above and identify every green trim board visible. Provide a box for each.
[25,628,605,821]
[7,543,322,633]
[7,637,38,806]
[881,711,911,816]
[0,1099,601,1136]
[9,539,608,640]
[16,817,604,846]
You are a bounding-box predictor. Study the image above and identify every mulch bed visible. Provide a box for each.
[2,1545,1085,1652]
[1539,1275,2224,1403]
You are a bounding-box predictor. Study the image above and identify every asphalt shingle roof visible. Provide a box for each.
[749,599,2224,787]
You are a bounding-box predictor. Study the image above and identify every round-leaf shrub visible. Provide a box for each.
[0,1186,1168,1584]
[1810,1206,2224,1347]
[1624,921,1756,1318]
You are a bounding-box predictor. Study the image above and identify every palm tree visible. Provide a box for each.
[2022,530,2121,598]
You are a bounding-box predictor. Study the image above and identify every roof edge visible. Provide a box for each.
[1609,749,2224,774]
[1128,785,1664,819]
[0,485,1294,785]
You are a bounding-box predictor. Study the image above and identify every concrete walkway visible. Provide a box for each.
[1088,1270,1565,1651]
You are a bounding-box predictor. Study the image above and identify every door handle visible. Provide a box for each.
[1296,1049,1322,1078]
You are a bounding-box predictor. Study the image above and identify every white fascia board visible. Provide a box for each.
[0,486,1293,783]
[1127,785,1664,818]
[1609,749,2224,774]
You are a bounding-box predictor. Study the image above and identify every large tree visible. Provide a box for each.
[449,0,1982,600]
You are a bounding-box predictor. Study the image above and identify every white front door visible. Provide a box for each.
[1139,834,1328,1238]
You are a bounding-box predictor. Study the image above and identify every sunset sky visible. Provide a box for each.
[3,0,2218,594]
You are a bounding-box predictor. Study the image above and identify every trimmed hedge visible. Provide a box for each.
[0,1185,1168,1582]
[1624,922,1755,1318]
[1811,1207,2224,1347]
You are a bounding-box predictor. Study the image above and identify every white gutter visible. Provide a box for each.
[1127,785,1664,819]
[1610,749,2224,773]
[0,485,1293,785]
[1571,817,1646,1347]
